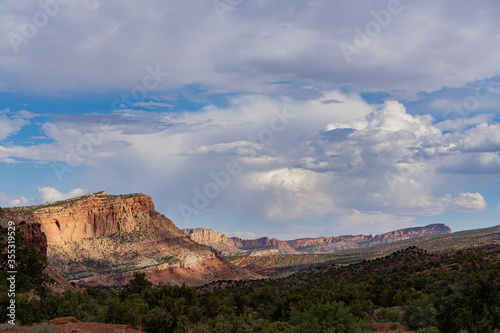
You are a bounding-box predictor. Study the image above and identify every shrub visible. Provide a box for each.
[403,298,438,330]
[379,308,402,323]
[284,301,370,333]
[417,326,439,333]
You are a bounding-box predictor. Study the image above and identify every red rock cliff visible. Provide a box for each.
[184,224,452,255]
[4,192,259,286]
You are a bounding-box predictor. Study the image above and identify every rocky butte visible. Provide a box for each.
[183,224,452,256]
[4,191,258,286]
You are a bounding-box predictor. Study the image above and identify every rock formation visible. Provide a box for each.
[4,192,259,286]
[183,224,452,256]
[183,227,241,254]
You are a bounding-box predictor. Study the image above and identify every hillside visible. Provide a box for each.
[3,191,259,286]
[10,245,500,332]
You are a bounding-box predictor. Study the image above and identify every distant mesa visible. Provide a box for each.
[182,224,452,256]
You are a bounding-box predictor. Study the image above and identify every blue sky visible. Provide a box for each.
[1,0,500,239]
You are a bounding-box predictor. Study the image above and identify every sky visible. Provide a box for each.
[1,0,500,240]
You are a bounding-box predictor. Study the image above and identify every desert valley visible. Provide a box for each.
[1,192,500,332]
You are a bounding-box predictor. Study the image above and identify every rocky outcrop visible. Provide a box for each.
[18,222,48,258]
[231,237,298,254]
[183,228,241,254]
[5,192,259,286]
[183,224,452,256]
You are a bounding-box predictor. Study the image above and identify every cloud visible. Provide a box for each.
[435,114,494,132]
[0,94,496,230]
[450,192,487,213]
[1,187,87,207]
[230,231,258,239]
[1,1,500,99]
[429,99,453,110]
[437,153,500,174]
[0,114,29,140]
[133,101,175,109]
[250,167,341,220]
[335,211,416,236]
[38,187,87,203]
[453,123,500,153]
[6,195,31,207]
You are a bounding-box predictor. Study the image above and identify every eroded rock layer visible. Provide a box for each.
[4,192,258,286]
[183,224,452,256]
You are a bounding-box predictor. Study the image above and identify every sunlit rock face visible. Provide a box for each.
[5,192,259,286]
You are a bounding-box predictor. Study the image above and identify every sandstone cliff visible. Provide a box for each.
[183,228,241,254]
[4,192,259,286]
[183,224,452,256]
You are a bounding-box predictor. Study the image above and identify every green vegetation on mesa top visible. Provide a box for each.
[6,191,145,212]
[227,224,500,271]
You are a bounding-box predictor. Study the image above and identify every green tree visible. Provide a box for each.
[284,301,370,333]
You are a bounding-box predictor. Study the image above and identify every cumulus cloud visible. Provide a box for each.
[229,100,495,220]
[452,123,500,152]
[38,187,87,204]
[1,187,87,207]
[6,195,31,207]
[450,193,487,213]
[0,94,497,232]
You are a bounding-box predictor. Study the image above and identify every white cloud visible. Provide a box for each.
[437,153,500,174]
[133,101,174,109]
[327,100,440,139]
[335,211,416,236]
[7,195,31,207]
[435,114,494,132]
[451,192,487,213]
[453,123,500,152]
[0,114,28,140]
[1,187,86,207]
[38,187,87,204]
[0,94,496,232]
[230,231,258,239]
[429,99,453,110]
[250,167,340,220]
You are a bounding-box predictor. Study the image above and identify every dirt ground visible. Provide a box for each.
[0,317,143,333]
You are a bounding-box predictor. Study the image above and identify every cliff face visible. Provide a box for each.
[183,224,452,256]
[183,228,241,254]
[5,192,259,286]
[4,192,180,243]
[288,224,452,253]
[1,207,48,258]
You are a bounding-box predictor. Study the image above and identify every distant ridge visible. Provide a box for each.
[183,223,452,256]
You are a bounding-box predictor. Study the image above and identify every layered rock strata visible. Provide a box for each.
[4,192,258,286]
[183,224,452,256]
